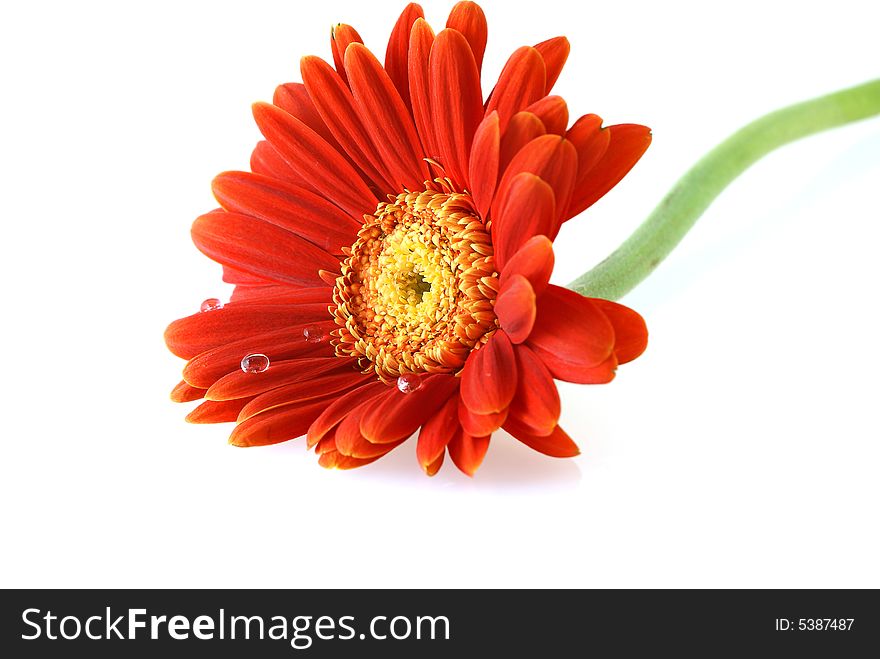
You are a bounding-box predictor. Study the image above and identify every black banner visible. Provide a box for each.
[1,589,877,656]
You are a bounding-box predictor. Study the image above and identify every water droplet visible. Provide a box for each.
[303,326,327,344]
[397,372,423,394]
[240,353,270,374]
[200,298,223,312]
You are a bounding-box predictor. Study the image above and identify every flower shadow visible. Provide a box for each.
[347,430,582,491]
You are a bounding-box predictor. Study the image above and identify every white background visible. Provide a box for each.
[1,0,878,588]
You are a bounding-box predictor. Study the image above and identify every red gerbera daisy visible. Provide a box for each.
[165,1,651,476]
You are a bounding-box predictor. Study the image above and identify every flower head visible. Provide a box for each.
[165,1,651,476]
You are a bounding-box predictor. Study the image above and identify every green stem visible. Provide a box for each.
[568,79,880,301]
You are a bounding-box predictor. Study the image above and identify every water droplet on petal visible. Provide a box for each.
[303,325,327,344]
[397,373,423,394]
[200,298,223,312]
[240,353,270,374]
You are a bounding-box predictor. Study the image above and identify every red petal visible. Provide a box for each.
[507,343,559,436]
[212,171,359,255]
[228,285,288,303]
[447,431,490,476]
[318,269,339,286]
[345,43,429,190]
[181,321,335,388]
[206,357,348,401]
[252,102,377,218]
[416,395,459,472]
[222,265,270,286]
[562,352,618,384]
[318,449,384,471]
[495,274,536,344]
[250,141,310,187]
[505,420,580,458]
[525,96,569,135]
[384,3,424,110]
[485,46,546,132]
[223,288,331,307]
[272,81,377,194]
[566,114,611,194]
[191,210,338,286]
[229,398,333,447]
[336,406,407,459]
[166,308,332,361]
[460,331,518,415]
[170,380,205,403]
[237,370,371,422]
[424,451,445,477]
[334,406,372,457]
[306,381,388,448]
[429,28,483,189]
[493,172,557,267]
[360,375,459,443]
[566,123,652,220]
[468,111,500,221]
[590,298,649,364]
[186,398,254,424]
[458,400,507,436]
[534,37,570,94]
[272,82,338,149]
[316,450,344,468]
[300,56,397,192]
[494,135,577,225]
[446,1,488,70]
[408,18,438,158]
[314,432,338,456]
[499,111,546,177]
[527,285,615,380]
[330,23,363,86]
[499,235,554,296]
[228,285,331,305]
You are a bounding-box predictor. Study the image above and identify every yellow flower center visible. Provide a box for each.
[332,187,498,381]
